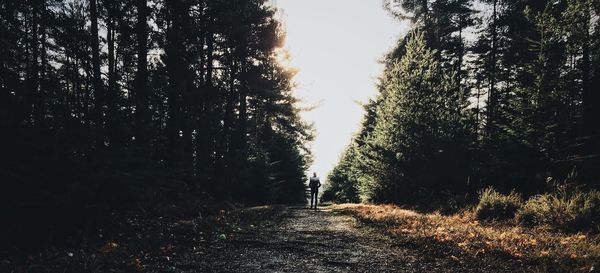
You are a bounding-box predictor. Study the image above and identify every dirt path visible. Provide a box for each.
[192,206,524,273]
[3,205,582,272]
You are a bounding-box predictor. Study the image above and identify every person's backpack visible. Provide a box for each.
[309,177,319,188]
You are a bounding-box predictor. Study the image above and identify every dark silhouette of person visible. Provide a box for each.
[309,172,321,210]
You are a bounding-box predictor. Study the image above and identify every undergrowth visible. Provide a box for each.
[334,203,600,273]
[475,187,523,221]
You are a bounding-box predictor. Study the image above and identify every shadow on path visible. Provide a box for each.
[192,206,526,272]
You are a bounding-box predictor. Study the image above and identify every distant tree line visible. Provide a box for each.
[324,0,600,206]
[0,0,312,246]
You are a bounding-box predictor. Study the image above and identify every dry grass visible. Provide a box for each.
[517,190,600,232]
[333,203,600,272]
[475,187,523,220]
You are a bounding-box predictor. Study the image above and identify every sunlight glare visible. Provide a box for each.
[276,0,408,183]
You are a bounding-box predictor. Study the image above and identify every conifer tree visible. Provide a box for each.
[360,31,470,203]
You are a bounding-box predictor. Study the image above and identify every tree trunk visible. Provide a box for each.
[28,6,40,125]
[89,0,104,143]
[135,0,150,144]
[107,0,118,145]
[166,0,188,163]
[486,0,498,135]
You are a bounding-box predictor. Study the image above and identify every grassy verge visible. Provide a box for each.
[0,203,286,273]
[332,203,600,272]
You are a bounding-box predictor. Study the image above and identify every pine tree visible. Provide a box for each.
[360,31,470,203]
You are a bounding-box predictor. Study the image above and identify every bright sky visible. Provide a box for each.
[275,0,408,183]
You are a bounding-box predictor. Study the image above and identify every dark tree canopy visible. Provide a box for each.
[324,0,600,206]
[0,0,313,249]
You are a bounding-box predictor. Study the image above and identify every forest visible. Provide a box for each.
[2,0,600,271]
[324,0,600,213]
[0,0,312,250]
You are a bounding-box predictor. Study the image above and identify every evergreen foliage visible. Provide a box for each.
[0,0,312,248]
[327,0,600,205]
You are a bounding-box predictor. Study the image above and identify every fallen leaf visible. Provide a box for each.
[98,241,119,253]
[160,244,175,254]
[513,251,524,258]
[127,258,143,272]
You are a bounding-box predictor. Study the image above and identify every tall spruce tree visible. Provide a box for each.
[330,0,600,205]
[359,31,470,203]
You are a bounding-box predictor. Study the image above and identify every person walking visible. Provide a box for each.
[309,172,321,210]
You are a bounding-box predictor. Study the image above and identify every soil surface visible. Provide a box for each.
[193,206,527,273]
[0,205,581,272]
